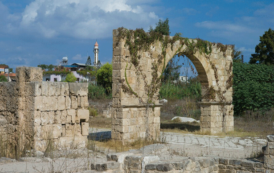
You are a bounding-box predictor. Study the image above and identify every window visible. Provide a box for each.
[54,78,57,82]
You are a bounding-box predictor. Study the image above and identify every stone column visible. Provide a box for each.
[200,102,234,134]
[264,135,274,170]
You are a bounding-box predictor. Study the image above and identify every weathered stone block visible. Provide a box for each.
[67,109,76,123]
[71,96,78,109]
[61,110,67,124]
[57,96,66,110]
[54,111,61,124]
[68,83,88,96]
[77,109,89,122]
[81,122,89,136]
[65,96,71,109]
[60,82,69,96]
[41,82,49,96]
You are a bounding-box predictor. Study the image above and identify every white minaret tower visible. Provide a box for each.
[93,41,99,65]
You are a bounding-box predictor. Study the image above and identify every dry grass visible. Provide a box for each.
[89,116,111,129]
[92,138,163,152]
[161,128,258,138]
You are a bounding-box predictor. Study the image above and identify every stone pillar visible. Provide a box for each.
[200,102,234,134]
[264,135,274,170]
[111,106,161,144]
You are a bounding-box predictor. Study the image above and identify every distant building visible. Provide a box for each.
[43,41,100,83]
[0,65,16,82]
[173,76,188,84]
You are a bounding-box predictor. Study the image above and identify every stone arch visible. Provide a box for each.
[112,28,234,143]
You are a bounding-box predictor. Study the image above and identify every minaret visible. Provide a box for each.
[93,41,99,65]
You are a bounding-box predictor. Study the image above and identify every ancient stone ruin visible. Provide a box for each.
[112,28,234,143]
[0,67,89,156]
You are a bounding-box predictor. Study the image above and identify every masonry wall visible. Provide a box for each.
[112,28,234,143]
[31,82,89,151]
[0,67,89,155]
[111,107,160,143]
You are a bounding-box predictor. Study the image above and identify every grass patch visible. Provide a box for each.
[92,138,164,152]
[89,117,111,129]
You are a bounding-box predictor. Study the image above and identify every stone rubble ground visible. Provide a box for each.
[0,128,268,173]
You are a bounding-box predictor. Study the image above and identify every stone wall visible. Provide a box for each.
[87,135,274,173]
[0,67,89,155]
[112,28,234,144]
[111,106,161,143]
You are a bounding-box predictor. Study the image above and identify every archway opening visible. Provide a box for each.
[159,52,209,130]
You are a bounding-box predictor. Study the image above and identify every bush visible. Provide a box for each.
[96,63,112,94]
[88,107,98,117]
[0,75,7,82]
[88,84,111,99]
[65,72,77,82]
[159,81,201,100]
[233,63,274,115]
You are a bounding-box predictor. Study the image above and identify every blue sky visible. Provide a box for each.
[0,0,273,74]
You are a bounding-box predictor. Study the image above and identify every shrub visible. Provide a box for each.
[96,63,112,94]
[233,63,274,115]
[0,75,7,82]
[89,107,98,117]
[65,72,77,82]
[88,84,112,99]
[159,81,201,100]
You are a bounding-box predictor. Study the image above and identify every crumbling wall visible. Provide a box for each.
[0,67,89,155]
[112,28,234,144]
[32,82,89,151]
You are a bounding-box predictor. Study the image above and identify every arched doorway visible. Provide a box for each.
[112,28,234,143]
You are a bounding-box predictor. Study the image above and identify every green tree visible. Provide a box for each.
[249,28,274,65]
[0,75,8,82]
[38,64,48,70]
[65,72,77,82]
[149,18,170,35]
[9,68,13,73]
[96,63,112,94]
[233,49,243,63]
[47,64,55,71]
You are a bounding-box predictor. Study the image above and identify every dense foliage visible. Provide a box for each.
[38,64,56,71]
[149,18,170,35]
[249,28,274,65]
[88,84,111,99]
[233,62,274,115]
[159,79,201,100]
[0,75,8,82]
[65,72,77,82]
[96,63,112,94]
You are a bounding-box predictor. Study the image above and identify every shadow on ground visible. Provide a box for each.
[160,123,200,132]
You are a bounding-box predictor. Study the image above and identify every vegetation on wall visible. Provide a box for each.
[233,62,274,115]
[43,70,70,75]
[116,26,230,106]
[249,28,274,65]
[0,75,8,82]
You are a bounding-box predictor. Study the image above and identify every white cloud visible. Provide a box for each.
[195,3,274,45]
[72,54,83,61]
[237,47,254,53]
[2,0,159,39]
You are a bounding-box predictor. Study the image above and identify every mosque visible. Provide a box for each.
[43,41,100,82]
